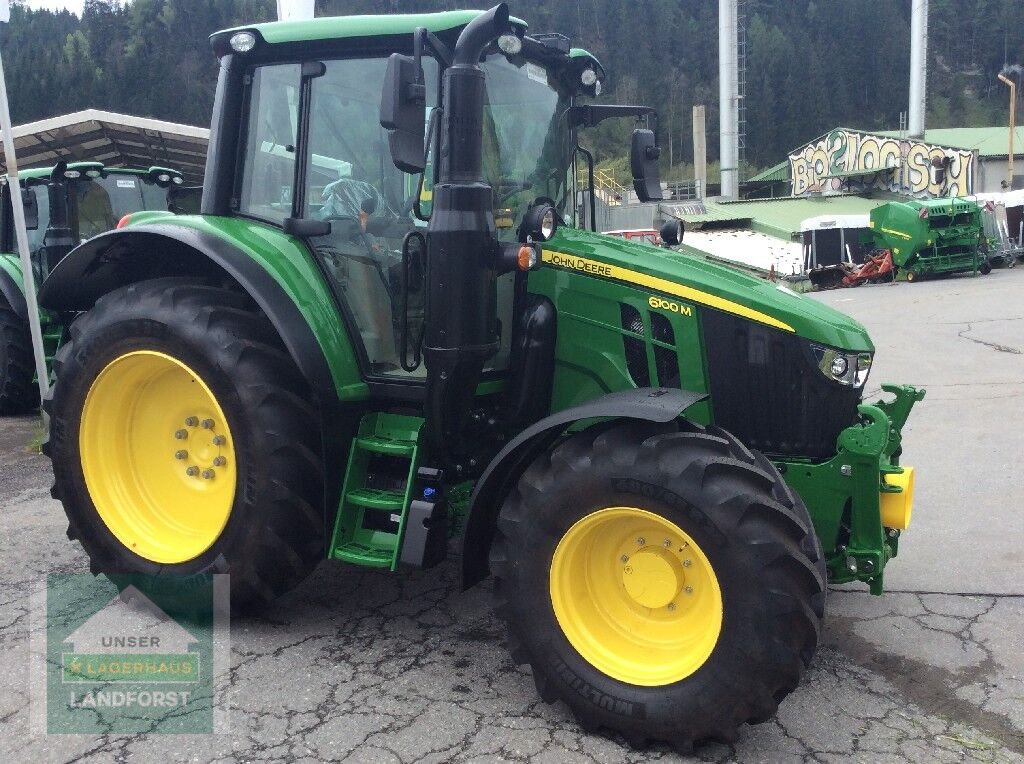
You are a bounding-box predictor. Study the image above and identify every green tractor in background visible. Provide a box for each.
[0,162,191,412]
[40,6,925,748]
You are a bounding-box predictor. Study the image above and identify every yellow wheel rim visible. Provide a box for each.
[79,351,237,564]
[549,507,723,686]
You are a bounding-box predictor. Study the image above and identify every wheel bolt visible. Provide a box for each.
[213,456,226,467]
[202,469,215,480]
[185,416,199,427]
[185,466,199,477]
[174,429,188,440]
[212,435,226,446]
[201,419,215,429]
[663,539,672,547]
[636,537,646,546]
[683,559,692,568]
[667,603,676,611]
[174,450,188,460]
[620,554,629,563]
[684,585,694,595]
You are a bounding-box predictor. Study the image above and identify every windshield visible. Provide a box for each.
[74,174,169,240]
[479,55,574,240]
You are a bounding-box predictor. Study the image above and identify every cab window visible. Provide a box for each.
[239,64,301,224]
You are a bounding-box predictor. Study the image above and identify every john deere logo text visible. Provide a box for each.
[544,252,612,277]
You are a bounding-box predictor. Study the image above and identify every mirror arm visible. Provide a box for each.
[414,108,440,222]
[575,145,597,232]
[415,27,452,68]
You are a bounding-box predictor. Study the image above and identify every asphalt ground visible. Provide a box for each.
[0,266,1022,762]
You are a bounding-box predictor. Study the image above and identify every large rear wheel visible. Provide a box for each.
[490,420,825,749]
[45,279,324,607]
[0,296,37,414]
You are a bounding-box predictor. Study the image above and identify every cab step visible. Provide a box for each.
[328,412,424,571]
[345,488,405,511]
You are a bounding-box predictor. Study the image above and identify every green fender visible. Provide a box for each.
[38,214,371,515]
[39,214,368,403]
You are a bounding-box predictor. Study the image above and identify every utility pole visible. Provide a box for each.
[0,0,50,403]
[693,105,707,200]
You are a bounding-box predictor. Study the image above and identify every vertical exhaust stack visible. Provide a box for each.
[718,0,738,198]
[423,4,508,470]
[908,0,928,140]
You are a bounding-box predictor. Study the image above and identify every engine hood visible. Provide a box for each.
[543,227,873,352]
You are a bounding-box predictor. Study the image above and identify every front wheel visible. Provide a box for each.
[44,279,325,608]
[490,420,825,749]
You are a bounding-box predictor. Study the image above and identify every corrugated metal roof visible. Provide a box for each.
[684,228,804,275]
[662,201,751,229]
[747,159,789,183]
[0,109,209,182]
[689,195,892,240]
[875,126,1024,158]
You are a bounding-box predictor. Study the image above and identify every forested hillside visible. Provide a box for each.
[0,0,1020,175]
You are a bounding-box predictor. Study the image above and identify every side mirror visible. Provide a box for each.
[21,189,39,230]
[630,129,663,202]
[660,218,683,246]
[380,53,426,174]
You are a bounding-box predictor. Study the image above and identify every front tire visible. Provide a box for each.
[490,420,825,749]
[45,279,325,608]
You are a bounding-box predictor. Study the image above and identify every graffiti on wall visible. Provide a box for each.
[789,129,974,197]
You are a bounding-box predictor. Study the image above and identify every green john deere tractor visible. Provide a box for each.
[0,162,191,412]
[40,6,925,748]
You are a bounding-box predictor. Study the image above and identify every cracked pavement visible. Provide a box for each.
[1,267,1022,762]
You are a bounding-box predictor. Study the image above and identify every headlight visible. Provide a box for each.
[497,33,522,55]
[229,31,257,53]
[812,344,872,387]
[855,353,872,386]
[521,201,558,243]
[830,355,848,378]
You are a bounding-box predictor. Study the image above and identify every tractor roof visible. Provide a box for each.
[3,163,183,185]
[216,10,527,48]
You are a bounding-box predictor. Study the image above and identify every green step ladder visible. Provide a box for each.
[329,412,424,570]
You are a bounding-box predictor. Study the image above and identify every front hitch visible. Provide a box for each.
[777,383,925,595]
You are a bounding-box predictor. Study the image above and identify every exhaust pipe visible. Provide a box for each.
[423,4,509,471]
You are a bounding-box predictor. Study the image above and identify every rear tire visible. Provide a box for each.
[979,261,992,275]
[490,419,825,749]
[0,297,37,414]
[44,278,325,609]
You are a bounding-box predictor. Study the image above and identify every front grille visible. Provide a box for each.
[702,309,860,460]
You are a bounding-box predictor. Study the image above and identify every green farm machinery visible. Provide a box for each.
[868,197,987,282]
[40,6,924,748]
[0,163,189,412]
